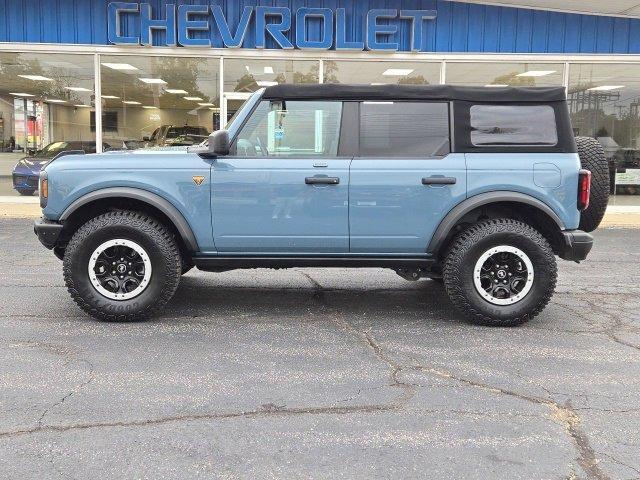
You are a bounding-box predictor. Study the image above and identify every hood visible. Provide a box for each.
[15,156,50,170]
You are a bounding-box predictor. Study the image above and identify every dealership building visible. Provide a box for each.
[1,0,640,196]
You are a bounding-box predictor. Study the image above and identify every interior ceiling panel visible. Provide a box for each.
[451,1,640,18]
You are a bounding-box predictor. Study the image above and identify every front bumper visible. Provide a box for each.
[12,172,39,191]
[34,217,63,249]
[559,230,593,262]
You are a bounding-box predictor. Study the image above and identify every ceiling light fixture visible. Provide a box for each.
[142,106,157,109]
[198,102,215,107]
[587,85,625,91]
[74,104,92,108]
[165,89,188,94]
[382,68,414,76]
[65,86,92,92]
[101,95,119,99]
[122,100,141,105]
[256,80,278,87]
[101,62,139,71]
[183,96,203,101]
[18,74,54,81]
[10,92,34,97]
[139,77,167,84]
[46,99,67,103]
[485,84,509,87]
[516,70,556,77]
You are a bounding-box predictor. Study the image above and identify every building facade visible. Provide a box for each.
[1,0,639,195]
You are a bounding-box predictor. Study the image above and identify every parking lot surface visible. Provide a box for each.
[1,218,639,479]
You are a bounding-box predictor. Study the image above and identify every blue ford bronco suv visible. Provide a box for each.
[34,84,609,326]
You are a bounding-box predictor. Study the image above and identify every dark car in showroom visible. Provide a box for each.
[145,125,208,147]
[12,141,111,196]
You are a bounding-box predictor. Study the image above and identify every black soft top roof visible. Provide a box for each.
[262,84,566,103]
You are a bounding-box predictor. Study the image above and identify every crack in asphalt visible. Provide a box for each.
[0,269,627,480]
[35,358,95,430]
[300,271,612,480]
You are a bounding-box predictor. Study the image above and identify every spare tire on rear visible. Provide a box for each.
[575,136,610,232]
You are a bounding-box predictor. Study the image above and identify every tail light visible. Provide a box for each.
[577,169,591,211]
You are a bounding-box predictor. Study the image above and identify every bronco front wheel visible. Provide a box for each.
[63,211,182,322]
[442,219,557,327]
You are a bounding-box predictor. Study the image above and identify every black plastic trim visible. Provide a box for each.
[34,217,63,250]
[427,191,566,254]
[559,230,593,262]
[193,255,435,271]
[58,187,199,252]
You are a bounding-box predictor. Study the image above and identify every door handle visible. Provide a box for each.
[422,176,457,185]
[305,176,340,185]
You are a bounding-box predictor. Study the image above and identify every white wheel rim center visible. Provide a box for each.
[88,239,152,301]
[473,245,534,306]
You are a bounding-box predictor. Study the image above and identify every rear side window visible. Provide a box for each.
[470,105,558,146]
[359,102,450,157]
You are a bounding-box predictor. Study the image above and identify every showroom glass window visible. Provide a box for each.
[447,62,564,87]
[234,100,342,157]
[99,55,220,150]
[324,61,440,85]
[0,52,95,156]
[359,102,450,157]
[568,63,640,195]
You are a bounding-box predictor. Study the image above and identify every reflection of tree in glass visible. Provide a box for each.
[491,72,535,86]
[398,75,429,85]
[323,61,339,83]
[0,52,93,105]
[149,57,216,104]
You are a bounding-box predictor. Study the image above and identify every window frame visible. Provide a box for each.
[355,100,452,159]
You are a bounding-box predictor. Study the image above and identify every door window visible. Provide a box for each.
[359,102,450,157]
[234,100,342,157]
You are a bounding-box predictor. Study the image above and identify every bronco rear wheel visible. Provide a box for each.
[63,211,182,322]
[575,136,609,232]
[443,219,557,327]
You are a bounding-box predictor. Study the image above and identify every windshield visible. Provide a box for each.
[166,126,208,138]
[33,141,69,158]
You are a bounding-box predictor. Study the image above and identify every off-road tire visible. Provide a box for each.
[443,219,557,327]
[19,189,35,196]
[575,136,609,232]
[63,211,182,322]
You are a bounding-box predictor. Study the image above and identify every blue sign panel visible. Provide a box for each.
[107,3,437,51]
[2,0,640,54]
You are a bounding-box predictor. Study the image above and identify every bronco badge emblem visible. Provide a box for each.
[192,175,205,186]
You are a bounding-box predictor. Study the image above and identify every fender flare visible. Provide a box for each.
[427,191,565,255]
[59,187,199,252]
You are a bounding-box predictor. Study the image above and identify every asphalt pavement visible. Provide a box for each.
[0,218,639,479]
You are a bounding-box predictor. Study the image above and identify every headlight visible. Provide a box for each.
[39,171,48,208]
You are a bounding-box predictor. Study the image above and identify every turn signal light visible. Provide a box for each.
[577,169,591,211]
[39,173,48,209]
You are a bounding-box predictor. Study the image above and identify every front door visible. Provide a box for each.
[349,101,467,254]
[211,98,350,253]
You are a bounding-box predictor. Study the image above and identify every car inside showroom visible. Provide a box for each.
[1,1,640,200]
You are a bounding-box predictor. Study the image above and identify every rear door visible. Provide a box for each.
[349,101,467,253]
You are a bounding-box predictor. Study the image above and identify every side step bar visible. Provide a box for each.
[193,256,435,271]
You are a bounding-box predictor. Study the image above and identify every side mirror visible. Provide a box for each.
[209,129,230,156]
